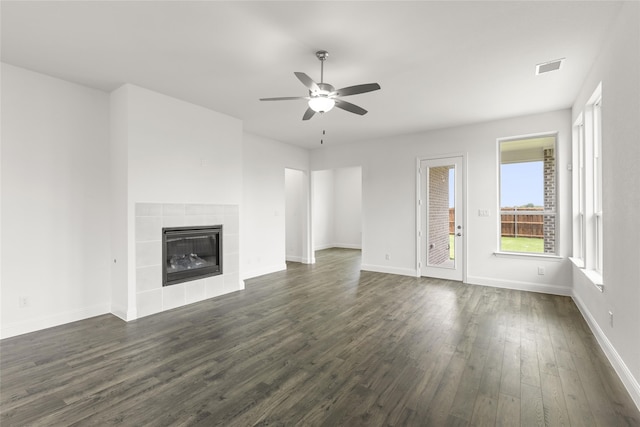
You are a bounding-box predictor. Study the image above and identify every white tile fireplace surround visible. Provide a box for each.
[135,203,242,318]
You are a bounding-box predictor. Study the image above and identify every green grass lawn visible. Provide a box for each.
[500,236,544,253]
[448,235,543,258]
[449,235,455,259]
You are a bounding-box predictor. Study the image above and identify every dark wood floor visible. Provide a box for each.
[1,248,638,426]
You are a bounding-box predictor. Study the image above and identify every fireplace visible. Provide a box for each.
[162,225,222,287]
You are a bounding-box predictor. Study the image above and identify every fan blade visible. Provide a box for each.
[302,107,316,121]
[260,96,308,101]
[294,72,320,92]
[331,83,381,97]
[334,99,368,115]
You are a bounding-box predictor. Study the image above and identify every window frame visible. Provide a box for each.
[593,98,603,274]
[572,83,603,289]
[572,115,586,264]
[496,133,559,257]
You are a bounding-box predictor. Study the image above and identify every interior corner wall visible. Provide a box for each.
[1,63,111,338]
[311,109,573,286]
[242,132,310,279]
[570,1,640,408]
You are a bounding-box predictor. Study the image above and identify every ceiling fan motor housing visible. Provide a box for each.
[311,82,335,96]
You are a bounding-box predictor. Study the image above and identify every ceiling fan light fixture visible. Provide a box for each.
[308,96,335,113]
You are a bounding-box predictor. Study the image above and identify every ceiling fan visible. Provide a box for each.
[260,50,381,121]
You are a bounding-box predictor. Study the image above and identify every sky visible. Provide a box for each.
[500,162,544,207]
[446,162,543,208]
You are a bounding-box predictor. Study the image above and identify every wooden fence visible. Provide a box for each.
[449,207,544,238]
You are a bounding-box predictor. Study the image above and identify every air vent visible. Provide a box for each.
[536,58,564,75]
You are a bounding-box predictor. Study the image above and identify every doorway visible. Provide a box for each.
[311,167,362,252]
[418,156,465,281]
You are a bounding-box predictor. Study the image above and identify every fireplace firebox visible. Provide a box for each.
[162,225,222,287]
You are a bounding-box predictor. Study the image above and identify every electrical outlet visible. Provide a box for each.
[609,311,614,327]
[18,296,29,308]
[538,267,545,275]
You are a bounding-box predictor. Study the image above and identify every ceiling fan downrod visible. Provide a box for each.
[316,50,329,84]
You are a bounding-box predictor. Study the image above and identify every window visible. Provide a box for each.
[593,99,603,273]
[572,115,586,262]
[499,135,557,255]
[572,83,603,282]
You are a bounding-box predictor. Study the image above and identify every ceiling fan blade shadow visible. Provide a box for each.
[294,72,320,92]
[302,107,316,121]
[334,99,368,115]
[259,96,308,101]
[331,83,381,97]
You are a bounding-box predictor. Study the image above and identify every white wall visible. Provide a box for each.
[242,132,310,278]
[1,63,111,338]
[333,167,362,249]
[285,168,305,263]
[570,1,640,408]
[109,83,130,319]
[110,84,244,320]
[312,169,334,250]
[311,109,573,291]
[126,86,242,205]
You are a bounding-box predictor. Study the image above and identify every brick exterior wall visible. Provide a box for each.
[543,148,556,254]
[428,166,451,265]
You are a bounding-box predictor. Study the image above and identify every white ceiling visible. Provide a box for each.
[1,1,623,149]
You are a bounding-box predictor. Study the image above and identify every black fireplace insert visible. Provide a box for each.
[162,225,222,286]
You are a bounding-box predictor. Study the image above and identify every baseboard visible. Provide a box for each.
[314,243,334,251]
[465,275,572,296]
[360,263,418,277]
[242,263,287,280]
[285,255,304,263]
[1,303,110,339]
[332,243,362,250]
[289,256,314,264]
[572,293,640,411]
[314,243,362,251]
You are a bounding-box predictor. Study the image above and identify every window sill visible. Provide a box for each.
[570,257,604,292]
[493,251,563,261]
[569,257,584,269]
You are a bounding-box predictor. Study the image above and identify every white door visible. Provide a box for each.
[419,156,464,281]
